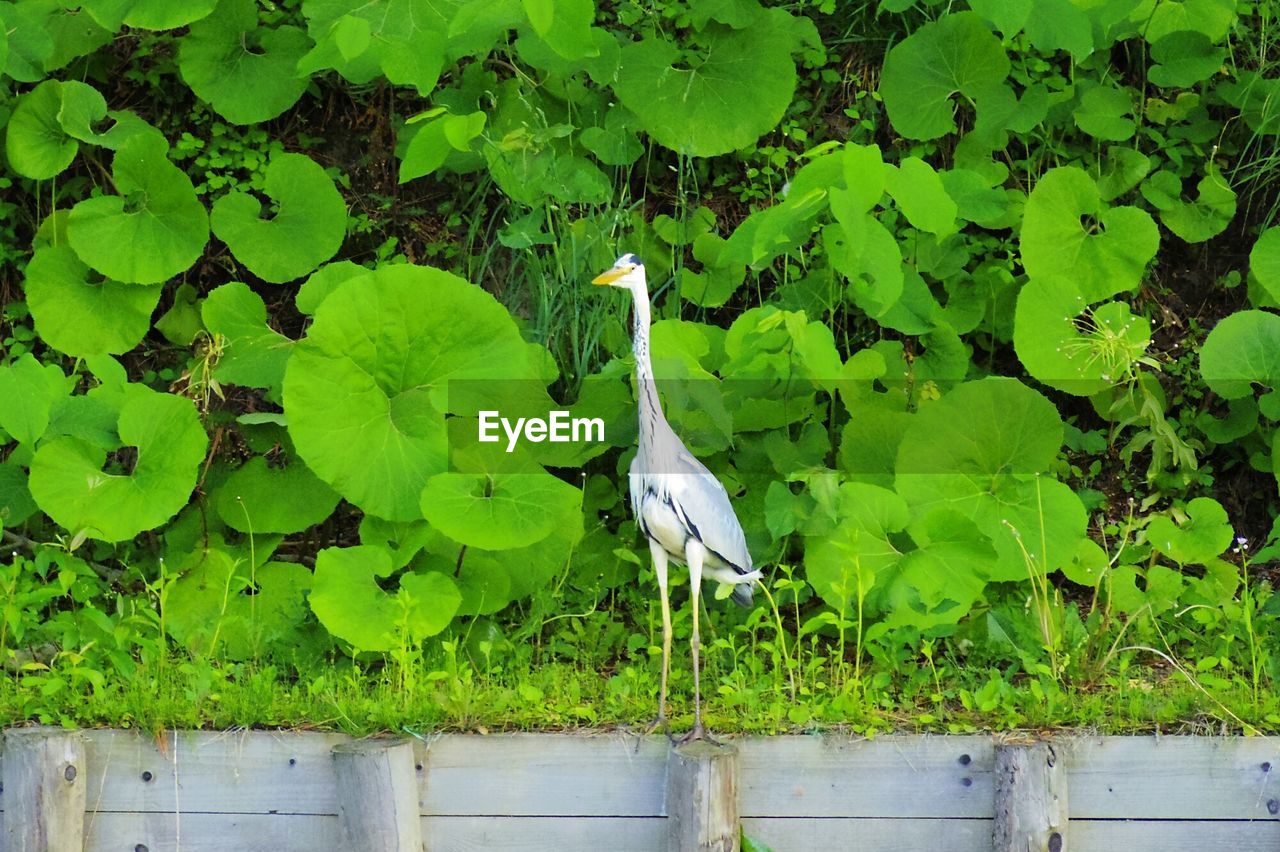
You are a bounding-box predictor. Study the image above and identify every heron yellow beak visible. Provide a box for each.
[591,267,629,285]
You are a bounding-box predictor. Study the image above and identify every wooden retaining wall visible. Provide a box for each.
[1,729,1278,851]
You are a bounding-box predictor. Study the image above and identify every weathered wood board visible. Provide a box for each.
[0,731,1276,852]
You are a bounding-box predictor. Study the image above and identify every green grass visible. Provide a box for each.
[6,642,1277,737]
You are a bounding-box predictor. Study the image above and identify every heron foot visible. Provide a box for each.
[677,722,718,746]
[634,714,670,752]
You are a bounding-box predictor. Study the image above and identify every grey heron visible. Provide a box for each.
[592,253,761,741]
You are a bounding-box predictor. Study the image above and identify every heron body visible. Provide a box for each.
[593,253,760,740]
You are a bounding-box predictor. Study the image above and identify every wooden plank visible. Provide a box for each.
[665,739,739,851]
[423,816,666,850]
[1072,819,1280,851]
[993,741,1068,852]
[739,817,992,851]
[1061,737,1280,820]
[78,729,348,816]
[332,738,422,852]
[82,811,341,852]
[419,733,668,816]
[737,736,994,818]
[3,727,87,852]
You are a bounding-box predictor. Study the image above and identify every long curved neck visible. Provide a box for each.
[629,280,668,452]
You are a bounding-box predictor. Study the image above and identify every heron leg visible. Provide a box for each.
[644,540,672,739]
[682,540,711,743]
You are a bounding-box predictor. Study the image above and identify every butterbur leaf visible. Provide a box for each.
[877,509,994,632]
[1014,276,1152,396]
[1020,166,1159,301]
[0,355,71,446]
[895,378,1086,581]
[1149,31,1224,87]
[804,483,908,616]
[1073,86,1135,141]
[1097,147,1152,201]
[212,153,346,283]
[283,265,539,521]
[1023,0,1092,59]
[878,12,1009,141]
[296,261,366,315]
[421,471,582,550]
[6,80,77,179]
[1250,227,1280,305]
[201,282,294,390]
[67,133,209,284]
[179,0,311,125]
[0,463,38,526]
[298,0,448,95]
[1147,497,1233,565]
[25,245,161,358]
[613,11,796,157]
[28,385,208,542]
[113,0,218,30]
[1140,0,1236,44]
[1140,169,1236,243]
[56,81,164,151]
[522,0,597,60]
[1,1,54,80]
[310,545,461,650]
[213,453,341,534]
[164,551,313,659]
[1199,310,1280,403]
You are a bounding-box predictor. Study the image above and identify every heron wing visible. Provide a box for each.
[667,446,754,576]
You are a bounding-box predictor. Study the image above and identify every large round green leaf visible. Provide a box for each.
[1020,166,1159,301]
[56,80,166,150]
[612,14,796,157]
[164,551,313,659]
[805,483,908,616]
[0,354,71,446]
[6,80,77,179]
[213,453,341,534]
[1199,310,1280,403]
[25,245,161,358]
[0,462,38,527]
[878,12,1009,141]
[283,265,539,521]
[178,0,311,124]
[1014,276,1151,396]
[297,0,449,94]
[28,385,208,542]
[81,0,217,31]
[67,133,209,284]
[1146,497,1232,565]
[201,282,295,390]
[1251,227,1280,305]
[309,545,461,651]
[1140,169,1236,244]
[420,471,582,550]
[895,378,1085,581]
[211,153,346,283]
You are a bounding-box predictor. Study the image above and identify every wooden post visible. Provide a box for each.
[3,727,87,852]
[332,737,423,852]
[994,741,1068,852]
[666,740,739,852]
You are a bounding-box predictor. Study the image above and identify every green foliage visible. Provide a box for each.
[1,0,1278,735]
[283,265,541,520]
[210,152,346,283]
[67,133,209,284]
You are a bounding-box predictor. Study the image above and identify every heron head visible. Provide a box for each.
[591,253,644,288]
